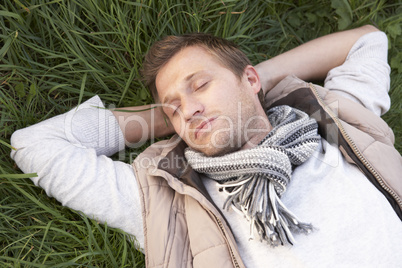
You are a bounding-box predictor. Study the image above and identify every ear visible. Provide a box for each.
[243,65,261,95]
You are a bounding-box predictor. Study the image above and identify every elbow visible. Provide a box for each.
[9,129,31,173]
[10,129,25,159]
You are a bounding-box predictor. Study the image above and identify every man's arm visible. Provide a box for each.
[255,25,379,93]
[111,105,175,146]
[10,96,145,248]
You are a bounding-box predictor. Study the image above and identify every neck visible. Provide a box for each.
[240,115,272,150]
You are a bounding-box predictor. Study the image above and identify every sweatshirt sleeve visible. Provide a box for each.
[10,95,145,250]
[324,31,391,116]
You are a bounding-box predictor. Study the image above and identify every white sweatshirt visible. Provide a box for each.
[11,31,402,267]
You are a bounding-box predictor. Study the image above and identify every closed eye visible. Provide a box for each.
[196,81,208,90]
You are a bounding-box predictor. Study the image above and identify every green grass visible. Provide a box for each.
[0,0,401,266]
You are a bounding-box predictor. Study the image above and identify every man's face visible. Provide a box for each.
[156,46,271,156]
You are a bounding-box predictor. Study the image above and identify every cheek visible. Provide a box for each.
[171,117,186,138]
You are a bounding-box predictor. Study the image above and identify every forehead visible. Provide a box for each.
[155,46,223,100]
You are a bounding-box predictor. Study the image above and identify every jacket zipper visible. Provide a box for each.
[212,213,241,268]
[309,83,402,210]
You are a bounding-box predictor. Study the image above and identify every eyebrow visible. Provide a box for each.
[162,71,207,104]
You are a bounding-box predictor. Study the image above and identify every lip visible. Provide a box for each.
[195,117,216,139]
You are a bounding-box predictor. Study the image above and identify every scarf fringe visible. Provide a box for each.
[222,175,313,246]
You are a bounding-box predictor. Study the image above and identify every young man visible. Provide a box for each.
[11,25,402,267]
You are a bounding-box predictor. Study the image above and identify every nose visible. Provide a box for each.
[181,95,204,121]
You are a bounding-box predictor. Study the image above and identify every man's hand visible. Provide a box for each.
[255,25,379,94]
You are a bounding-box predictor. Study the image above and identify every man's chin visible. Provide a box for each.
[188,143,240,157]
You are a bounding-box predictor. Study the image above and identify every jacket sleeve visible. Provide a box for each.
[10,95,145,249]
[324,31,391,116]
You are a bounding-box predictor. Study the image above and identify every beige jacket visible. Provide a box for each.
[132,75,402,268]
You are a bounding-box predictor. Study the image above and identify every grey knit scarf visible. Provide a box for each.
[184,105,321,246]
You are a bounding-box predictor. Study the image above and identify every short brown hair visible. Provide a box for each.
[142,33,253,102]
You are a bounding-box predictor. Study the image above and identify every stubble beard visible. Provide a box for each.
[187,99,267,157]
